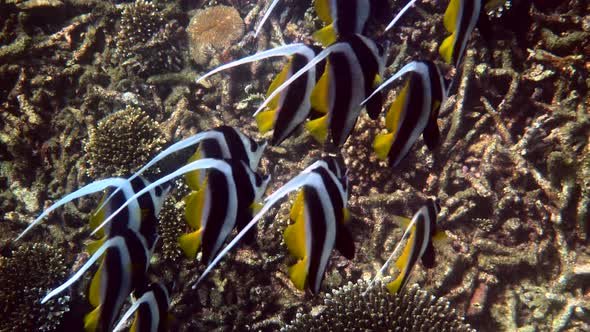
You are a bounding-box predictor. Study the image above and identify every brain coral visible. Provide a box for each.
[0,243,71,332]
[282,280,475,332]
[84,105,165,178]
[187,5,245,65]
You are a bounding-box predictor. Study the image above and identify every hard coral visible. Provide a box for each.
[114,0,183,77]
[84,105,165,178]
[0,243,70,332]
[282,280,475,332]
[187,5,245,65]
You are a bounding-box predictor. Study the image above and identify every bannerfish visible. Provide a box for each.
[90,126,266,236]
[362,61,447,167]
[15,177,144,241]
[370,199,446,294]
[183,125,267,190]
[194,157,354,294]
[88,176,170,255]
[261,34,386,146]
[196,44,316,146]
[41,228,153,332]
[179,159,270,263]
[90,158,270,265]
[440,0,488,69]
[312,0,371,46]
[113,282,172,332]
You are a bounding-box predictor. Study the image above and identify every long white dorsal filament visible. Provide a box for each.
[361,61,419,106]
[255,0,281,37]
[385,0,419,32]
[89,159,232,236]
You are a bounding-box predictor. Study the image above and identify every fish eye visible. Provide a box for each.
[249,138,257,151]
[155,186,162,196]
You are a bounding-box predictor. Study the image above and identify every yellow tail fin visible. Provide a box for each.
[255,109,276,134]
[305,115,329,144]
[184,185,207,230]
[285,191,307,259]
[386,274,403,294]
[83,305,101,332]
[439,33,455,64]
[288,256,308,291]
[88,262,104,308]
[86,237,105,256]
[178,229,203,259]
[313,24,337,46]
[373,132,394,160]
[185,147,203,190]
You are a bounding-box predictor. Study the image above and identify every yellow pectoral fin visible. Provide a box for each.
[88,261,104,308]
[178,229,203,259]
[288,256,308,291]
[313,24,337,46]
[87,237,105,256]
[255,109,277,134]
[433,230,448,242]
[342,207,350,224]
[443,0,460,32]
[385,81,409,132]
[83,305,101,332]
[185,148,203,190]
[373,132,394,160]
[439,33,455,64]
[184,186,207,230]
[89,194,107,237]
[266,59,292,110]
[386,274,404,294]
[250,201,264,214]
[314,0,332,23]
[310,62,331,115]
[305,115,329,144]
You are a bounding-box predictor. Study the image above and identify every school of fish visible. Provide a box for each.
[13,0,510,330]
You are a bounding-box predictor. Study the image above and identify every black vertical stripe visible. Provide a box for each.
[423,61,443,150]
[334,0,358,36]
[387,70,425,165]
[347,35,383,120]
[105,187,131,237]
[452,0,478,66]
[137,303,152,331]
[215,126,249,164]
[200,168,232,263]
[400,214,426,291]
[99,241,126,331]
[271,53,311,145]
[304,186,329,294]
[329,51,354,146]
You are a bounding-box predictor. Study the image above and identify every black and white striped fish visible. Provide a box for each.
[195,45,316,146]
[265,34,386,146]
[371,199,444,294]
[113,282,172,332]
[40,228,152,332]
[193,157,354,294]
[363,61,447,167]
[179,159,270,263]
[440,0,483,68]
[312,0,371,46]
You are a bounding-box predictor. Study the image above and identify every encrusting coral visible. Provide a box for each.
[187,5,245,66]
[84,105,165,178]
[0,242,71,332]
[282,280,475,331]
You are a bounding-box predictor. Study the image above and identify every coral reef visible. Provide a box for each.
[1,0,589,331]
[112,0,183,77]
[187,5,245,66]
[0,242,71,332]
[282,280,474,331]
[84,105,165,178]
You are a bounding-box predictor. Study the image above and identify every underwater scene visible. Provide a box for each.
[1,0,589,331]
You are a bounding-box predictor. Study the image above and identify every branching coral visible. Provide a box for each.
[0,242,71,331]
[282,280,475,331]
[187,5,245,66]
[84,105,165,178]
